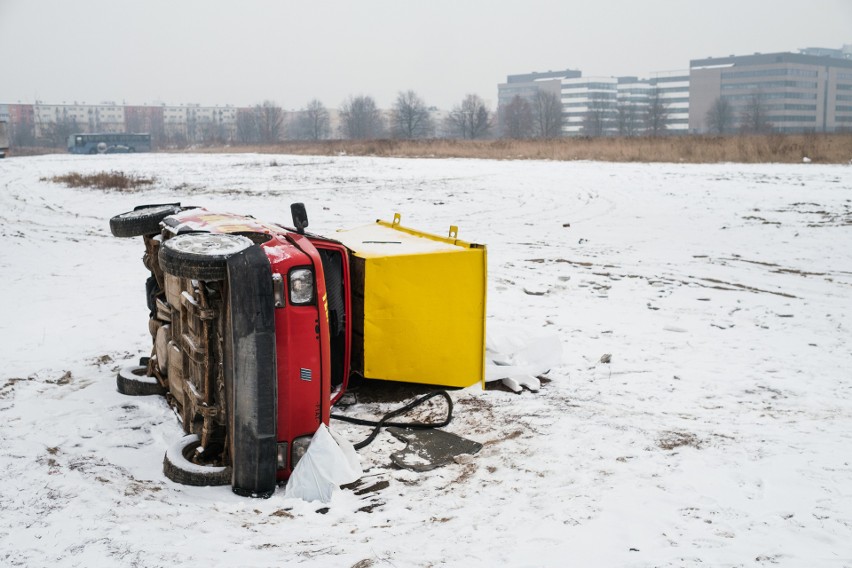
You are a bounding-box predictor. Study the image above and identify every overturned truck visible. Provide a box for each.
[110,203,487,497]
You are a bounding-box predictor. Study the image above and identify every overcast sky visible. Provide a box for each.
[1,0,850,110]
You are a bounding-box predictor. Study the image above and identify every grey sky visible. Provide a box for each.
[1,0,850,110]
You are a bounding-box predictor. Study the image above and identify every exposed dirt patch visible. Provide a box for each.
[269,509,294,519]
[658,431,702,451]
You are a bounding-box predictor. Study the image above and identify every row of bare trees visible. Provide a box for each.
[234,91,498,143]
[24,88,783,149]
[338,92,498,140]
[235,88,776,143]
[499,91,564,138]
[577,89,673,137]
[705,94,774,134]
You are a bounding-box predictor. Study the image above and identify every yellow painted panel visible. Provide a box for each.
[339,217,486,389]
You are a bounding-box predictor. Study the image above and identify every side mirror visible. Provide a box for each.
[290,202,309,234]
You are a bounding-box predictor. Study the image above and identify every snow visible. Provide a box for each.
[118,364,159,385]
[1,152,851,567]
[165,434,228,476]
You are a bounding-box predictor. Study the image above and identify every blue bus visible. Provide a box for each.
[68,133,152,154]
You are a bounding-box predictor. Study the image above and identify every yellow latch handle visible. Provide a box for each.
[393,213,401,226]
[448,225,458,239]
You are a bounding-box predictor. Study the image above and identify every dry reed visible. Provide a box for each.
[43,170,156,191]
[15,133,852,163]
[180,133,852,164]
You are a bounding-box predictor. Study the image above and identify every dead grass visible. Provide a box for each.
[43,171,156,191]
[181,133,852,164]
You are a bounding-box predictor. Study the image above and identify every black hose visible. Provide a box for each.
[331,390,453,450]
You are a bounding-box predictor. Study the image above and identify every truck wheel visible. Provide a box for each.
[159,233,254,281]
[224,247,277,498]
[116,364,166,396]
[163,434,232,486]
[109,204,182,237]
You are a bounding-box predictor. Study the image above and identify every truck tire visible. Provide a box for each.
[116,364,166,396]
[159,233,254,281]
[110,204,183,237]
[224,246,277,498]
[163,434,232,486]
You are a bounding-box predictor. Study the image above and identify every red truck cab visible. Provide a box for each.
[111,204,351,495]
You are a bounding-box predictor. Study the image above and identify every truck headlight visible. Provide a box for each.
[289,268,314,305]
[277,442,288,470]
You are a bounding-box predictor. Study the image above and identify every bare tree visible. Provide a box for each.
[500,95,533,138]
[446,94,491,139]
[41,116,79,147]
[255,100,284,144]
[339,95,384,139]
[740,92,773,134]
[391,90,433,139]
[531,90,563,138]
[163,126,188,149]
[147,110,165,150]
[582,99,612,137]
[705,97,734,134]
[644,88,669,136]
[197,119,226,146]
[236,108,259,144]
[11,120,35,147]
[615,100,641,136]
[294,99,331,141]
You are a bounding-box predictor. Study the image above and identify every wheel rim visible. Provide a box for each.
[165,233,253,257]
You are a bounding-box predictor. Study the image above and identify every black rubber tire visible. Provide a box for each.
[159,233,255,281]
[163,434,232,486]
[224,247,278,498]
[110,204,182,238]
[116,364,166,396]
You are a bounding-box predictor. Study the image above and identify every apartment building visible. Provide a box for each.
[0,101,242,147]
[161,104,239,144]
[689,51,852,133]
[31,102,126,138]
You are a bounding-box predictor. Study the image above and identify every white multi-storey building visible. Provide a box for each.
[560,77,619,136]
[501,69,691,137]
[649,71,690,133]
[162,104,238,144]
[32,102,127,138]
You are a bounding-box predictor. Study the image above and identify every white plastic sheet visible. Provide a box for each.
[485,324,562,392]
[283,424,362,503]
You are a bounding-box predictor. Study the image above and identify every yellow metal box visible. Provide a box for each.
[335,214,487,388]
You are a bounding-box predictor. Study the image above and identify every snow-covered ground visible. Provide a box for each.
[1,153,850,567]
